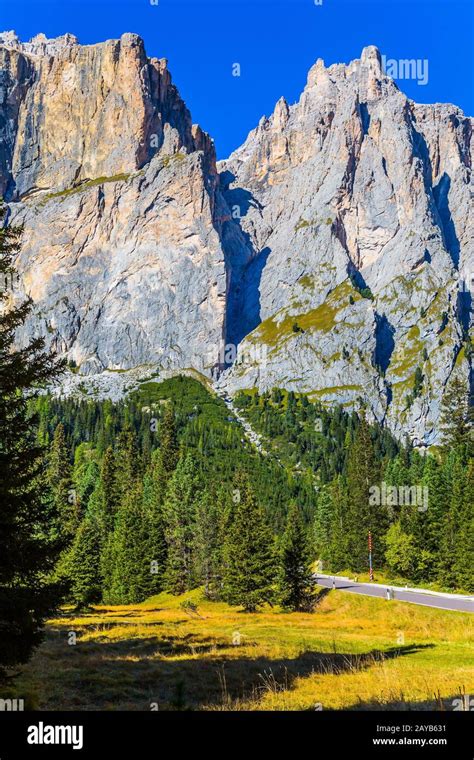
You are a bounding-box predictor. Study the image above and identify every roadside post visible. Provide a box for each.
[368,531,374,581]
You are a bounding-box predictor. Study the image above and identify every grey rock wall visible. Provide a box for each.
[1,35,472,444]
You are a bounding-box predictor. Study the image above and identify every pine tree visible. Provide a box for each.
[0,204,64,677]
[345,415,383,571]
[454,459,474,591]
[223,472,276,612]
[313,486,333,566]
[142,449,168,595]
[66,515,103,608]
[327,477,350,570]
[102,483,151,604]
[194,489,222,599]
[100,446,118,533]
[162,454,199,595]
[48,423,77,540]
[160,403,180,465]
[139,404,181,593]
[114,426,139,502]
[154,403,180,495]
[73,444,100,513]
[420,456,450,573]
[440,454,473,590]
[279,502,315,611]
[440,376,473,459]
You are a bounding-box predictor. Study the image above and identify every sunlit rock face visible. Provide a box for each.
[218,46,473,445]
[1,34,472,444]
[0,31,208,198]
[1,31,231,377]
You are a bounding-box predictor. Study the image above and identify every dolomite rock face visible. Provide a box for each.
[1,35,472,443]
[217,46,473,444]
[1,31,230,376]
[10,151,227,375]
[0,31,204,199]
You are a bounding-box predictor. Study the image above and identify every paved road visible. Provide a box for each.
[315,574,474,613]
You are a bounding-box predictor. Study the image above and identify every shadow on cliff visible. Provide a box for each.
[374,313,396,375]
[217,170,271,352]
[411,119,462,270]
[433,172,461,268]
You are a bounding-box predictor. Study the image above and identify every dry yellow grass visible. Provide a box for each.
[11,588,474,711]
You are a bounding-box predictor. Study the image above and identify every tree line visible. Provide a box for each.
[235,385,473,591]
[47,405,316,613]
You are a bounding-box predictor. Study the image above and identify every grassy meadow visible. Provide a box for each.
[12,588,473,712]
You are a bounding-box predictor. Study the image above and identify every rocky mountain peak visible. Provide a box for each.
[218,48,473,445]
[0,30,79,56]
[0,32,214,199]
[360,44,383,69]
[1,39,472,445]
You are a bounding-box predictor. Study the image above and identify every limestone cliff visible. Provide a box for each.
[0,34,472,444]
[217,46,473,444]
[1,31,227,376]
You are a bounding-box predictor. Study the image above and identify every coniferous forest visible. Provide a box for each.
[28,371,473,622]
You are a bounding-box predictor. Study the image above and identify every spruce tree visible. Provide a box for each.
[139,404,181,595]
[419,456,450,576]
[114,426,139,502]
[48,423,77,540]
[326,477,350,570]
[194,489,222,599]
[279,502,315,611]
[142,449,168,596]
[440,376,473,459]
[440,454,473,590]
[313,486,333,567]
[345,415,383,571]
[162,453,199,595]
[0,204,63,677]
[100,446,119,533]
[74,448,100,514]
[160,403,180,467]
[454,459,474,591]
[102,483,152,604]
[223,472,276,612]
[66,515,103,608]
[154,403,180,495]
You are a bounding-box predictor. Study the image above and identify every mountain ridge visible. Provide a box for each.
[1,32,472,444]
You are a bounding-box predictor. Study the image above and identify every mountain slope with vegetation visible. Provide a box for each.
[30,373,473,612]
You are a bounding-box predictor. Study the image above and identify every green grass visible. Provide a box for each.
[294,217,311,231]
[294,216,333,232]
[297,274,315,290]
[455,345,466,367]
[388,325,424,379]
[11,589,473,711]
[38,173,133,205]
[160,152,187,167]
[249,281,362,348]
[131,375,226,425]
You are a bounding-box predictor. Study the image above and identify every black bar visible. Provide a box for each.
[0,710,472,758]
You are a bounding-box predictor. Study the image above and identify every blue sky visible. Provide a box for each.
[3,0,473,158]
